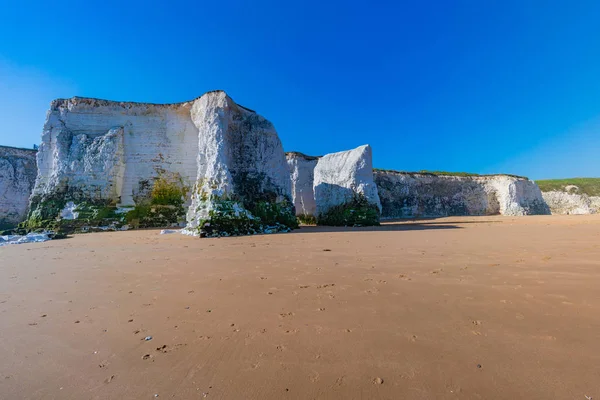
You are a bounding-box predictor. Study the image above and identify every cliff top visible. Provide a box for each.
[536,178,600,196]
[374,168,528,180]
[0,145,38,157]
[285,151,321,161]
[50,90,256,113]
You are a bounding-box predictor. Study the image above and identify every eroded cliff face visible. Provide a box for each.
[542,190,600,214]
[374,171,550,219]
[27,91,296,236]
[313,145,381,225]
[28,96,198,230]
[286,152,319,218]
[0,146,37,229]
[185,92,296,237]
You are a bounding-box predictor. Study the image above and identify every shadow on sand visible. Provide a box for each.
[293,221,463,234]
[292,216,506,234]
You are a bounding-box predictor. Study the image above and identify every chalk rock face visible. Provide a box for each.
[185,91,296,237]
[28,91,296,236]
[28,96,198,229]
[542,190,600,214]
[313,145,381,225]
[0,146,37,229]
[488,176,550,216]
[286,152,319,217]
[374,171,550,219]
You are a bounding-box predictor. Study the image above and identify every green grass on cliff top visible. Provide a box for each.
[536,178,600,196]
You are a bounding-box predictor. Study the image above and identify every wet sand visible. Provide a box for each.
[1,215,600,399]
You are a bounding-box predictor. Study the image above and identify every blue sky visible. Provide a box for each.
[1,0,599,179]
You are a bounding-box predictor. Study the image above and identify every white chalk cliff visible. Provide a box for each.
[27,91,296,235]
[0,146,37,229]
[185,91,295,236]
[286,152,319,217]
[3,91,562,234]
[313,145,381,219]
[374,171,550,218]
[542,190,600,215]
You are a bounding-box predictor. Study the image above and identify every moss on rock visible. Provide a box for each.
[125,173,189,228]
[297,214,317,225]
[316,192,380,227]
[192,193,297,238]
[23,172,190,233]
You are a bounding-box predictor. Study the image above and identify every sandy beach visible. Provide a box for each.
[1,215,600,399]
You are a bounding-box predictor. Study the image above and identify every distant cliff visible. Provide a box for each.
[537,178,600,214]
[0,146,37,229]
[374,170,550,218]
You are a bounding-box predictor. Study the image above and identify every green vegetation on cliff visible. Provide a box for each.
[125,173,189,229]
[316,192,380,227]
[23,173,190,232]
[536,178,600,196]
[192,172,298,237]
[193,195,297,237]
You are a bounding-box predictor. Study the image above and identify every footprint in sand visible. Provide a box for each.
[279,312,294,318]
[316,284,335,289]
[533,335,556,341]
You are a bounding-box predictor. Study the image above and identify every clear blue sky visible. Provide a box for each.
[1,0,599,180]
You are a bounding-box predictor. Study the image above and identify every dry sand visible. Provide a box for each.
[1,215,600,399]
